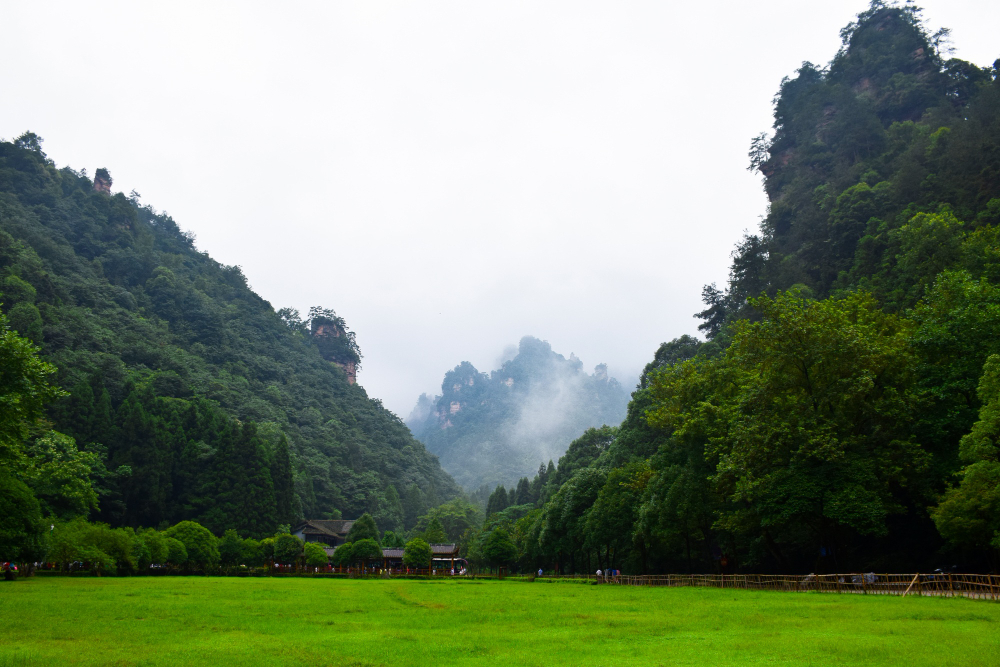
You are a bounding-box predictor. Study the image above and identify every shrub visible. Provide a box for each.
[273,534,303,565]
[164,521,218,567]
[303,541,329,568]
[403,538,431,569]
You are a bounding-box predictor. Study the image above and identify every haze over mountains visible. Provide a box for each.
[407,336,629,490]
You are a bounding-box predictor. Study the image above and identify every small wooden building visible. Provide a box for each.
[380,543,462,571]
[292,519,355,547]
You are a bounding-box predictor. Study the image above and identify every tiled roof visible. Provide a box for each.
[294,519,355,538]
[382,548,404,558]
[430,543,459,555]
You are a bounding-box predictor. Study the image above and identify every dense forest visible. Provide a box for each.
[452,1,1000,575]
[407,336,628,490]
[0,137,459,545]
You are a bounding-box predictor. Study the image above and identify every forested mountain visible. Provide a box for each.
[406,336,628,490]
[453,2,1000,575]
[0,136,459,538]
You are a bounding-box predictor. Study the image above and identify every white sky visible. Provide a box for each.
[3,1,998,416]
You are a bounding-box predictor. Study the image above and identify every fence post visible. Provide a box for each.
[948,573,954,597]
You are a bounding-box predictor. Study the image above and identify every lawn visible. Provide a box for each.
[1,577,999,666]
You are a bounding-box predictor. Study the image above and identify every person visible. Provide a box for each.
[538,568,543,577]
[596,569,603,579]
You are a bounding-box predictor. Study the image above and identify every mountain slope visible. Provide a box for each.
[0,135,460,536]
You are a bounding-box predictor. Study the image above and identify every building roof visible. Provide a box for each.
[294,519,355,538]
[378,545,457,559]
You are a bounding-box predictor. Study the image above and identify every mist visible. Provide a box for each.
[407,336,630,489]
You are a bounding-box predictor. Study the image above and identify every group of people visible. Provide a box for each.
[596,568,620,581]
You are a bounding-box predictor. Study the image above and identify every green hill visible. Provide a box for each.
[0,135,459,537]
[463,2,1000,575]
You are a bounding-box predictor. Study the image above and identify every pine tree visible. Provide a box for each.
[271,434,296,527]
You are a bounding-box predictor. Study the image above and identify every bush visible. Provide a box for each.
[164,521,218,567]
[351,538,382,568]
[332,542,353,568]
[139,529,168,565]
[403,538,431,569]
[241,538,264,567]
[218,529,242,567]
[303,541,329,568]
[346,514,380,543]
[165,537,187,565]
[273,534,303,565]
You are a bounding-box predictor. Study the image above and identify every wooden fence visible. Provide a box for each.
[591,573,1000,601]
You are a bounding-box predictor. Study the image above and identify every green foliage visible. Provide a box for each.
[163,521,218,568]
[303,541,329,568]
[932,355,1000,554]
[0,473,44,562]
[482,527,517,568]
[350,538,381,567]
[273,534,303,565]
[17,430,99,519]
[47,519,140,572]
[331,541,353,568]
[402,537,431,568]
[0,137,461,536]
[0,309,63,462]
[164,537,187,565]
[346,513,379,544]
[217,529,242,567]
[410,498,482,543]
[381,531,405,549]
[417,516,447,543]
[138,528,167,565]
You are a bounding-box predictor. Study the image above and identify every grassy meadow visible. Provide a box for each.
[1,577,999,666]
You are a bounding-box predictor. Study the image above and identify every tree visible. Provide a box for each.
[485,485,509,516]
[332,542,353,569]
[241,538,264,567]
[165,537,188,565]
[411,499,481,543]
[18,431,100,519]
[164,521,219,568]
[933,354,1000,561]
[694,283,729,340]
[403,538,432,569]
[418,517,447,543]
[346,513,380,544]
[271,434,297,527]
[218,529,243,567]
[482,528,517,571]
[274,534,303,565]
[0,474,44,562]
[382,531,405,548]
[303,541,329,568]
[351,538,382,570]
[138,528,168,565]
[649,291,925,569]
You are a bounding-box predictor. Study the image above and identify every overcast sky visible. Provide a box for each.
[3,1,998,416]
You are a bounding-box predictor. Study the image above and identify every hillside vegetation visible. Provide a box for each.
[453,1,1000,575]
[0,139,459,540]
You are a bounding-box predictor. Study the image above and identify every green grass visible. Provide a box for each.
[1,577,999,666]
